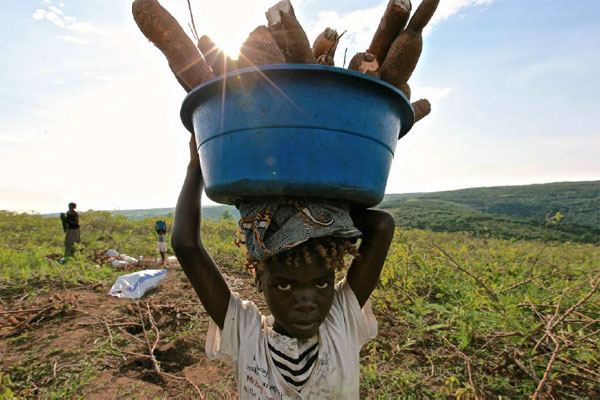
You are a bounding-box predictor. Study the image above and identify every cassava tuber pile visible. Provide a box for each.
[132,0,438,124]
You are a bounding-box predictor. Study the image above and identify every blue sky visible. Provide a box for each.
[1,0,599,213]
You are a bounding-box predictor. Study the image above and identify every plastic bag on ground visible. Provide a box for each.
[166,256,178,263]
[111,260,129,269]
[120,254,139,264]
[108,269,167,299]
[104,249,119,258]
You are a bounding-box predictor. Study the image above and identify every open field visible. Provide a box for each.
[1,210,599,398]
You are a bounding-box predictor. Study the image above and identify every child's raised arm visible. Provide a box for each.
[171,136,231,329]
[346,209,395,308]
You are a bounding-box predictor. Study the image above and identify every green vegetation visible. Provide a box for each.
[0,210,244,298]
[1,209,598,398]
[378,181,600,244]
[365,229,599,398]
[383,181,600,227]
[43,180,600,244]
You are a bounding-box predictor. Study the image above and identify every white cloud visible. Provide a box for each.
[46,11,65,28]
[57,34,91,44]
[32,9,46,20]
[48,5,63,15]
[31,4,107,37]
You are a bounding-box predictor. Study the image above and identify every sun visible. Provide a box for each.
[212,38,242,61]
[188,0,274,61]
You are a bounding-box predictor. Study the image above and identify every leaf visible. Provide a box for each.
[427,303,449,314]
[458,332,471,350]
[426,323,450,332]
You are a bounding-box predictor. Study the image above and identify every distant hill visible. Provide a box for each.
[109,205,240,221]
[381,181,599,228]
[377,181,600,243]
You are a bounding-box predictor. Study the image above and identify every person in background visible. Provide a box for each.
[155,220,167,265]
[61,202,80,258]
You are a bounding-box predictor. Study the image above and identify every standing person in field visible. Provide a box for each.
[61,202,80,258]
[172,137,395,399]
[155,220,167,265]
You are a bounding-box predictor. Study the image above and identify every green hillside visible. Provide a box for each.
[377,181,600,244]
[377,198,599,243]
[382,181,599,227]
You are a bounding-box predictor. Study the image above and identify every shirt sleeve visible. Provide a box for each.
[205,291,262,365]
[327,279,378,349]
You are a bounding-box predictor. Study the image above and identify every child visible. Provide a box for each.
[172,137,395,399]
[155,220,167,264]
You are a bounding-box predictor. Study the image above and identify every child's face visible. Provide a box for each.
[259,252,335,339]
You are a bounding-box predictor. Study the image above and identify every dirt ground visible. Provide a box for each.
[0,260,269,399]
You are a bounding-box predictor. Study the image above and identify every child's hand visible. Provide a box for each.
[189,135,200,166]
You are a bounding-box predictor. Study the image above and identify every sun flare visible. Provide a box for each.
[189,0,276,60]
[212,38,242,60]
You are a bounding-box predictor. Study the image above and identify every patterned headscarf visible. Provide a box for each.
[237,200,361,262]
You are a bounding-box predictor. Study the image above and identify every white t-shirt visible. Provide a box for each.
[206,279,378,399]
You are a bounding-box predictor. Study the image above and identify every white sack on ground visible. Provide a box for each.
[120,254,139,264]
[104,249,119,257]
[108,269,167,299]
[111,260,129,269]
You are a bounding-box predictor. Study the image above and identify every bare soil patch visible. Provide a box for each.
[0,264,259,398]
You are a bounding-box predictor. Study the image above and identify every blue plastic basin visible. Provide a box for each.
[180,64,414,207]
